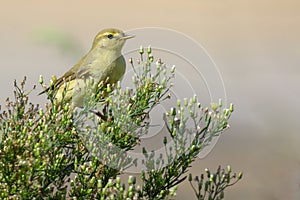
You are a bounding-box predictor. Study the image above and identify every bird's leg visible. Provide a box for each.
[89,101,110,121]
[102,102,109,116]
[89,109,106,120]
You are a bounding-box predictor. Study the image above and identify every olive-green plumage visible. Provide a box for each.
[40,28,134,107]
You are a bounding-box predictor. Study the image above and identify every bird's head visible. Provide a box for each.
[91,28,134,51]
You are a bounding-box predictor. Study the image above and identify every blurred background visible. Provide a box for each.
[1,0,299,199]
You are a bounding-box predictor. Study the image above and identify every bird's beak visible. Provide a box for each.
[120,34,135,40]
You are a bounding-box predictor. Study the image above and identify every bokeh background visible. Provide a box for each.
[1,0,300,199]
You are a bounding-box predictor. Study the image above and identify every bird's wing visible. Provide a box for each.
[38,70,76,95]
[38,54,91,95]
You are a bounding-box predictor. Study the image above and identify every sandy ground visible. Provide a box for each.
[1,0,300,199]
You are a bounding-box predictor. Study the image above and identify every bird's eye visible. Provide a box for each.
[107,34,113,39]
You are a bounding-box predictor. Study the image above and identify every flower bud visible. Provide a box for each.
[177,100,181,107]
[147,45,151,54]
[163,136,167,145]
[238,172,243,179]
[218,98,222,107]
[97,180,102,188]
[149,54,154,62]
[107,179,113,187]
[188,173,192,182]
[139,46,144,54]
[170,107,176,116]
[224,109,230,117]
[192,95,197,103]
[183,98,188,107]
[210,103,218,112]
[50,75,57,87]
[227,165,231,173]
[39,75,43,84]
[128,175,134,184]
[229,103,234,112]
[106,84,112,93]
[171,65,176,73]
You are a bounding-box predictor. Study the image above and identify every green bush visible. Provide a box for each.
[0,48,241,199]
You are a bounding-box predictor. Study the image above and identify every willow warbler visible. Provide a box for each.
[40,28,134,107]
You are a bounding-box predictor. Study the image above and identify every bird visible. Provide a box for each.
[39,28,134,107]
